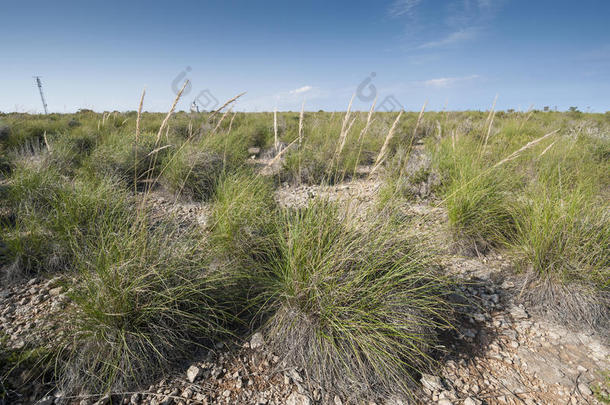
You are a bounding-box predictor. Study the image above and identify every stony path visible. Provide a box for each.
[1,180,608,404]
[431,254,610,405]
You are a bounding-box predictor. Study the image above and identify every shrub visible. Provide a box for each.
[250,200,453,399]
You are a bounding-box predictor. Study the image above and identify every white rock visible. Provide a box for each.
[286,392,311,405]
[250,332,264,349]
[49,286,63,296]
[463,397,479,405]
[578,383,592,396]
[421,373,444,391]
[186,365,202,383]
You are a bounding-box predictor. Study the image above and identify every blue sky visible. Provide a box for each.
[1,0,609,112]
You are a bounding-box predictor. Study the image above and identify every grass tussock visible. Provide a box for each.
[57,219,232,394]
[251,200,453,399]
[0,158,131,280]
[209,169,276,255]
[431,136,518,253]
[160,145,224,201]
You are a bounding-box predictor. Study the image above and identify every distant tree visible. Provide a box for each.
[568,106,580,112]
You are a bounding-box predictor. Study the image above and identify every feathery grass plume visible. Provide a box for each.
[371,110,403,174]
[273,108,278,153]
[518,104,535,131]
[493,129,559,168]
[227,110,237,134]
[480,94,497,155]
[265,137,299,168]
[142,80,189,196]
[351,98,377,178]
[134,89,146,193]
[334,93,355,159]
[298,101,305,182]
[250,200,453,400]
[398,100,427,177]
[298,101,305,146]
[207,91,246,124]
[212,105,233,134]
[413,101,428,140]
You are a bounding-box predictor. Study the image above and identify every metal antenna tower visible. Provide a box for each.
[34,76,48,114]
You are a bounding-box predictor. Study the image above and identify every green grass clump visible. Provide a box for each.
[432,137,517,252]
[0,158,131,280]
[57,218,231,394]
[251,200,453,399]
[160,144,224,201]
[444,166,516,252]
[512,174,609,289]
[209,170,276,254]
[82,130,167,191]
[0,334,55,402]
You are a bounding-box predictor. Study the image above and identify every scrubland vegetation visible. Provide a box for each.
[0,98,608,401]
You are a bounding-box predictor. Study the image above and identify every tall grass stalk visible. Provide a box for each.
[371,110,403,175]
[351,98,376,178]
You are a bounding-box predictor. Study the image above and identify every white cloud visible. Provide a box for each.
[423,74,480,88]
[240,86,331,111]
[388,0,422,18]
[289,85,313,94]
[417,27,479,49]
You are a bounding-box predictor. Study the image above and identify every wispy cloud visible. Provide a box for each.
[417,27,479,49]
[388,0,422,18]
[390,0,505,50]
[289,85,313,94]
[423,74,480,88]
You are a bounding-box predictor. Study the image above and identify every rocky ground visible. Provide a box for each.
[1,178,609,404]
